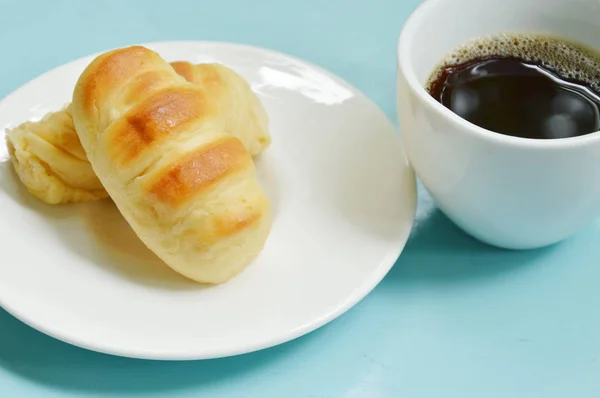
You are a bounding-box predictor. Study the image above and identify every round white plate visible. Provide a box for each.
[0,41,417,360]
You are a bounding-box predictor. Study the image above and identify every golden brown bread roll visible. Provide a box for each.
[6,60,270,205]
[71,45,272,284]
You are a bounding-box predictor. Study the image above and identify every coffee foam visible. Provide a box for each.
[426,32,600,92]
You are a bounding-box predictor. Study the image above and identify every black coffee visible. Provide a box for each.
[426,33,600,139]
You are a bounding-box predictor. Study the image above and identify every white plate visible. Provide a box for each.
[0,41,417,360]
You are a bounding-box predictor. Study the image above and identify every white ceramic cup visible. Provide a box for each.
[396,0,600,250]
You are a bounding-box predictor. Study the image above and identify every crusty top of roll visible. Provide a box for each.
[76,46,186,134]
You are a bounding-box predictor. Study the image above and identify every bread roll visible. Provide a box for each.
[6,104,108,204]
[6,61,270,205]
[71,45,272,284]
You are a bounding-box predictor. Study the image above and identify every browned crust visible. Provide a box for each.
[147,136,251,207]
[78,46,158,117]
[170,61,196,82]
[170,62,224,89]
[212,208,263,238]
[119,69,174,107]
[106,86,208,164]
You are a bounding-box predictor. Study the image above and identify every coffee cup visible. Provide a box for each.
[396,0,600,249]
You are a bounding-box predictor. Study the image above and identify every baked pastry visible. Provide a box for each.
[71,45,272,284]
[6,104,107,204]
[6,61,270,205]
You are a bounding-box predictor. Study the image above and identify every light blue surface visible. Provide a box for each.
[1,0,599,396]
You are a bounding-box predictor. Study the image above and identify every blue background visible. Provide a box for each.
[1,0,599,396]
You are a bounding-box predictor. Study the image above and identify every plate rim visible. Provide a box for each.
[0,40,418,360]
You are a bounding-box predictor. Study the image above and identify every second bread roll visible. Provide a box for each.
[170,61,270,157]
[71,46,272,284]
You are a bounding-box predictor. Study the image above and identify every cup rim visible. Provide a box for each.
[397,0,600,149]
